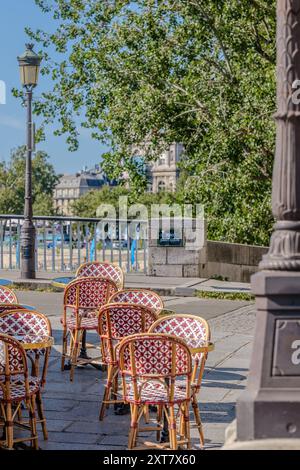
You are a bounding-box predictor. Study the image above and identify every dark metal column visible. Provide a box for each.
[20,89,36,279]
[237,0,300,441]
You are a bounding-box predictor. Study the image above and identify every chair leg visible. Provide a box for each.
[17,405,23,424]
[179,405,185,441]
[156,405,163,442]
[112,372,119,399]
[144,405,150,424]
[36,390,48,440]
[70,329,80,382]
[192,394,205,448]
[183,402,191,449]
[61,329,68,371]
[99,365,114,421]
[5,403,14,449]
[29,396,39,450]
[169,405,177,450]
[128,404,139,449]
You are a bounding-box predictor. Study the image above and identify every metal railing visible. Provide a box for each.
[0,215,148,273]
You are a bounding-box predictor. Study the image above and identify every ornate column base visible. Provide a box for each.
[235,271,300,441]
[259,222,300,271]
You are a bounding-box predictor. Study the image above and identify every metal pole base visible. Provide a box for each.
[236,271,300,441]
[20,220,36,280]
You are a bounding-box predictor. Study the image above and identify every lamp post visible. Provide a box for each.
[234,0,300,444]
[17,44,42,279]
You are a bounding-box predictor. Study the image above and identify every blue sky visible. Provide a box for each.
[0,0,108,174]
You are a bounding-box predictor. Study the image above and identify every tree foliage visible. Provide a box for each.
[22,0,277,245]
[0,146,59,215]
[72,184,178,219]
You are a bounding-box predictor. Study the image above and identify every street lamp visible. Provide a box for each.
[17,44,42,279]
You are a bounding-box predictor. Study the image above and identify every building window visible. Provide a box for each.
[158,180,166,192]
[158,154,166,166]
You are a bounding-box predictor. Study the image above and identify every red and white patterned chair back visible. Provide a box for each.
[119,333,192,377]
[0,286,18,304]
[98,303,157,364]
[64,277,118,311]
[149,314,210,362]
[76,262,124,289]
[149,314,211,392]
[0,310,51,337]
[0,333,27,376]
[108,289,163,315]
[118,333,192,404]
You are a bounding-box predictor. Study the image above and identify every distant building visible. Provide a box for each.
[146,143,184,193]
[53,167,111,215]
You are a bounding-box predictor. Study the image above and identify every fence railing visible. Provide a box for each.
[0,215,148,273]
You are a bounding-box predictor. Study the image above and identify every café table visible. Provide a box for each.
[51,276,75,289]
[0,303,36,313]
[14,334,54,385]
[0,279,14,286]
[15,334,54,351]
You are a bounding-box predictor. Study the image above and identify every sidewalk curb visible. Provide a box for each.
[9,280,252,298]
[9,279,178,296]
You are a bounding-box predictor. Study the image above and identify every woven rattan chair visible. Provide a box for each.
[108,288,164,315]
[149,314,210,447]
[0,333,44,449]
[0,309,52,440]
[118,333,193,450]
[0,286,18,304]
[76,261,124,289]
[61,277,118,381]
[98,303,157,420]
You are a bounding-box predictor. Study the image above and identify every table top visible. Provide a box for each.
[188,340,215,354]
[51,276,75,288]
[0,279,14,286]
[14,334,54,350]
[0,303,36,313]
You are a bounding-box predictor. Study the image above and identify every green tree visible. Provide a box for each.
[22,0,277,245]
[72,185,130,218]
[0,146,59,216]
[72,184,179,219]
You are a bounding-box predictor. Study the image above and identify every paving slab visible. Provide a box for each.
[164,297,251,320]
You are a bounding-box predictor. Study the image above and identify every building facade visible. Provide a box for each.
[53,169,109,215]
[146,143,184,193]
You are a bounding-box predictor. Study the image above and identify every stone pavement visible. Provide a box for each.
[14,290,255,450]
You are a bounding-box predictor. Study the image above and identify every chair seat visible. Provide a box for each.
[72,309,98,319]
[61,309,98,330]
[66,317,98,330]
[0,375,40,402]
[125,381,190,405]
[176,378,199,393]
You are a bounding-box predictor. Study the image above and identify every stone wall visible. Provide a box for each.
[147,226,269,282]
[206,241,268,283]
